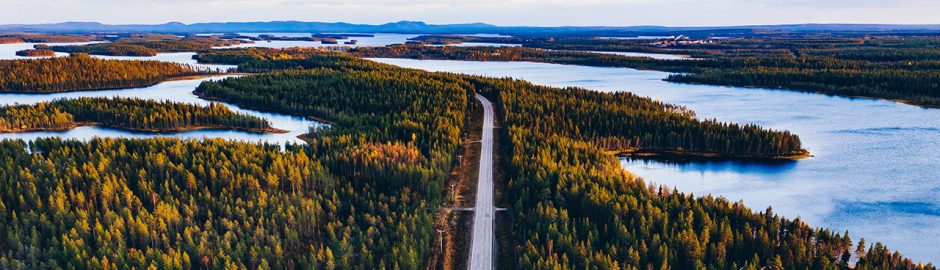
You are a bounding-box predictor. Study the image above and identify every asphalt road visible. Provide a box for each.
[468,94,495,270]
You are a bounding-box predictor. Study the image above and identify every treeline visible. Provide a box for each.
[51,35,249,56]
[14,49,56,57]
[0,55,202,93]
[193,47,328,66]
[0,97,275,133]
[0,34,97,44]
[350,44,694,71]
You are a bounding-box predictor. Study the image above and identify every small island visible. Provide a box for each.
[15,49,57,57]
[0,97,283,134]
[50,34,250,56]
[0,54,207,93]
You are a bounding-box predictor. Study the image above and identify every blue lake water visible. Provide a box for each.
[0,41,99,60]
[371,58,940,264]
[587,50,693,60]
[90,52,238,72]
[227,33,419,48]
[0,76,321,145]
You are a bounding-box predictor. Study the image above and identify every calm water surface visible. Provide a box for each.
[228,33,419,48]
[0,76,321,144]
[371,58,940,263]
[91,52,237,72]
[0,42,99,60]
[587,50,693,60]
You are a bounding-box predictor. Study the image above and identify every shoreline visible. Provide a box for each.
[0,73,230,95]
[612,148,812,161]
[0,122,287,135]
[664,81,940,110]
[195,93,337,125]
[374,56,940,110]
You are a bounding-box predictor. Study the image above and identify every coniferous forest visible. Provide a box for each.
[50,35,249,57]
[0,40,934,269]
[14,49,57,57]
[187,51,929,268]
[0,97,276,133]
[0,50,472,269]
[0,34,97,44]
[0,55,203,93]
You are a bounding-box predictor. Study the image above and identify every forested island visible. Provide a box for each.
[50,35,249,56]
[14,49,56,57]
[354,35,940,108]
[193,47,326,66]
[0,97,278,133]
[0,34,97,44]
[0,55,204,93]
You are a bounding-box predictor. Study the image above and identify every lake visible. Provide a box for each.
[227,33,419,48]
[0,76,321,145]
[90,52,238,72]
[370,58,940,264]
[0,34,425,145]
[0,41,99,60]
[587,50,693,60]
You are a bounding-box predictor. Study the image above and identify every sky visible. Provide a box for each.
[1,0,938,26]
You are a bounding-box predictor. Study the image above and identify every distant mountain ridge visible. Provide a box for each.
[4,21,940,36]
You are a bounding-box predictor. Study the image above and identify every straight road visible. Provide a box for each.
[468,94,495,270]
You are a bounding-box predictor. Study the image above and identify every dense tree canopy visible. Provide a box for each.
[0,48,472,269]
[0,34,97,44]
[0,97,275,133]
[51,35,249,57]
[14,49,56,57]
[0,55,203,93]
[0,45,932,269]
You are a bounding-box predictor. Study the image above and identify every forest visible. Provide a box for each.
[195,51,802,158]
[193,47,327,66]
[0,55,203,93]
[194,50,929,268]
[14,49,56,57]
[0,97,276,133]
[51,35,249,57]
[466,76,806,159]
[0,34,97,44]
[0,50,472,269]
[0,45,933,268]
[354,36,940,107]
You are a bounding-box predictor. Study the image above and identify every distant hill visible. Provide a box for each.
[4,21,940,37]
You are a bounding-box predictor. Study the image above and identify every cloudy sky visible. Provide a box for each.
[1,0,936,26]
